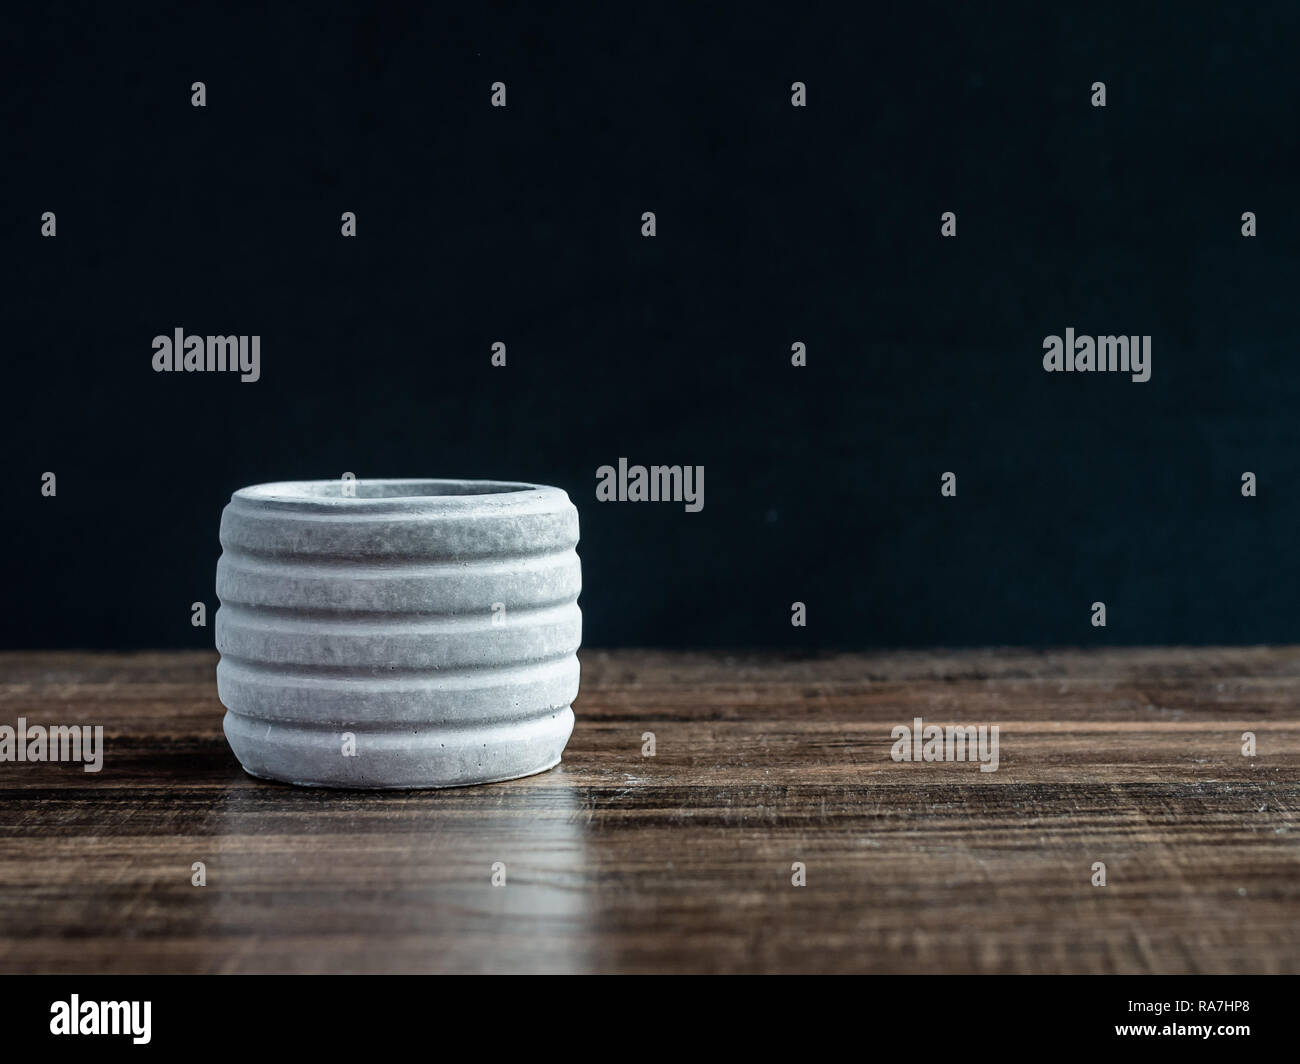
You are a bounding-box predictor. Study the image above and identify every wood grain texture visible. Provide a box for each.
[0,647,1297,974]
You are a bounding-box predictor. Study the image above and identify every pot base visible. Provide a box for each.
[222,706,574,790]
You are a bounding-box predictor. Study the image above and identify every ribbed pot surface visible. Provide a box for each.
[215,479,581,788]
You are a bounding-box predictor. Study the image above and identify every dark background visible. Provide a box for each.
[3,2,1298,650]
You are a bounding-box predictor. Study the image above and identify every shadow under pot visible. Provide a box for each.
[214,478,582,788]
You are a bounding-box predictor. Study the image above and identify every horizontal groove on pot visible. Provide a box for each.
[217,655,580,725]
[216,649,579,676]
[215,606,581,669]
[219,494,579,561]
[216,548,581,613]
[215,479,581,789]
[219,541,574,565]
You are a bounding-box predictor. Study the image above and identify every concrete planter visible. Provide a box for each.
[215,479,581,788]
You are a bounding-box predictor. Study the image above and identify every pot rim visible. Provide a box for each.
[231,478,569,513]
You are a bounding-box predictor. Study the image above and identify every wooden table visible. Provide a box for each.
[1,648,1297,974]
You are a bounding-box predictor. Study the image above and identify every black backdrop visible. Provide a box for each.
[4,3,1299,649]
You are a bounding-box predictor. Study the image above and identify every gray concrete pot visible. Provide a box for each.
[215,479,581,788]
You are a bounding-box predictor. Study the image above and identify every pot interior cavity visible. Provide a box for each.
[241,479,537,500]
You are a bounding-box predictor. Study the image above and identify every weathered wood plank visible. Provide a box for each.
[0,649,1296,973]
